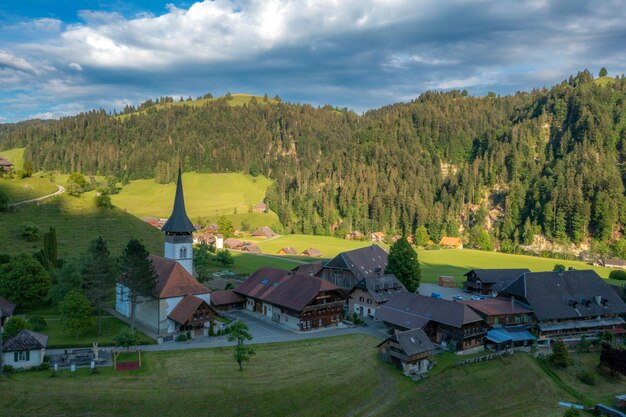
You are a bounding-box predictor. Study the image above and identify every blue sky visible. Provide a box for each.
[1,0,625,122]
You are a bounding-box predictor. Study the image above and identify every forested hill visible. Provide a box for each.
[2,71,626,253]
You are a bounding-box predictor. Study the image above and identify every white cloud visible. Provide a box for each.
[68,62,83,71]
[0,50,39,74]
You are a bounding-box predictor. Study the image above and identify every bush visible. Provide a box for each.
[0,190,9,212]
[20,222,40,241]
[3,365,15,373]
[114,328,140,350]
[175,334,188,342]
[609,270,626,281]
[35,362,50,371]
[4,317,27,338]
[94,194,113,209]
[28,315,47,331]
[576,369,595,386]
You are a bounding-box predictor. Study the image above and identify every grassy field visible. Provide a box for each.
[595,76,616,86]
[0,147,25,170]
[2,334,611,417]
[110,172,279,229]
[0,176,58,203]
[255,234,383,258]
[0,191,163,258]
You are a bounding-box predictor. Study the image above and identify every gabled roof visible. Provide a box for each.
[224,238,243,248]
[2,330,48,352]
[604,258,626,267]
[279,247,298,255]
[210,290,246,306]
[464,269,530,284]
[292,261,325,276]
[168,294,212,325]
[0,297,17,318]
[162,167,196,233]
[378,328,435,357]
[352,274,407,303]
[461,298,533,317]
[439,237,462,246]
[301,248,322,257]
[322,245,388,280]
[498,270,626,321]
[252,226,275,237]
[150,255,210,298]
[377,293,483,329]
[243,245,261,253]
[235,267,344,312]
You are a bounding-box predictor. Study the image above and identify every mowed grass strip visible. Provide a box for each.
[0,176,58,203]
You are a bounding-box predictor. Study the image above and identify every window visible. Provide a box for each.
[14,351,30,362]
[180,247,187,258]
[359,296,364,302]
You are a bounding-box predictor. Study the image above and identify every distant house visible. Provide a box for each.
[497,270,626,345]
[0,156,13,172]
[301,248,322,257]
[604,258,626,269]
[391,235,402,243]
[252,226,276,239]
[116,255,214,335]
[377,293,486,353]
[234,267,347,330]
[277,247,298,255]
[344,231,364,240]
[438,276,456,288]
[439,237,463,249]
[253,202,268,213]
[210,290,246,311]
[371,232,385,242]
[0,297,16,326]
[2,330,48,369]
[349,274,406,318]
[143,217,162,228]
[224,238,244,249]
[206,224,219,234]
[378,328,435,377]
[317,244,388,290]
[463,268,530,296]
[406,235,414,245]
[242,245,262,254]
[291,261,325,276]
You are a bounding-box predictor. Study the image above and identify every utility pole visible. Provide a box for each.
[0,306,4,376]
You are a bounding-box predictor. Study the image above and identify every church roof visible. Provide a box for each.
[150,255,210,298]
[162,166,195,233]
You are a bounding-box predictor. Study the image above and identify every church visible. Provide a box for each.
[115,168,215,336]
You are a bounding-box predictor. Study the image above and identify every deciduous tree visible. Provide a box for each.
[59,290,94,339]
[0,253,51,303]
[227,321,256,371]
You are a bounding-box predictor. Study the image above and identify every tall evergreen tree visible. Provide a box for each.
[118,239,157,331]
[385,236,421,292]
[43,227,58,267]
[82,237,115,336]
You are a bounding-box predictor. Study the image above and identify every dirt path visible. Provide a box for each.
[347,368,397,417]
[8,184,65,207]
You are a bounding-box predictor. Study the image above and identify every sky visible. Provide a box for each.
[1,0,625,123]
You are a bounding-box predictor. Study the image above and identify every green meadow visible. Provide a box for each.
[254,234,382,258]
[0,147,25,170]
[1,334,620,417]
[0,176,58,203]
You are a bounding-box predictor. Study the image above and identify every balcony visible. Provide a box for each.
[302,300,345,313]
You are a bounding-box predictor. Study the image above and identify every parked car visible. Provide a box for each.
[470,295,485,300]
[431,292,442,299]
[452,295,464,301]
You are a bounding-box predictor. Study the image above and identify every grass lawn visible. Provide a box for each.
[417,248,622,285]
[0,176,58,203]
[0,191,163,259]
[210,251,301,276]
[0,147,25,170]
[110,172,279,228]
[1,335,609,417]
[255,234,383,258]
[595,76,616,86]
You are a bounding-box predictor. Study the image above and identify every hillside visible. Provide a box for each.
[2,71,626,260]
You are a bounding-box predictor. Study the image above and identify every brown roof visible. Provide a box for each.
[301,248,322,257]
[378,328,435,357]
[291,261,325,276]
[211,290,246,306]
[252,226,276,237]
[243,245,262,253]
[0,158,13,167]
[279,247,298,255]
[235,267,345,312]
[440,237,462,246]
[224,238,243,248]
[150,255,210,298]
[372,232,385,237]
[604,258,626,267]
[0,297,17,318]
[168,294,211,324]
[461,298,533,317]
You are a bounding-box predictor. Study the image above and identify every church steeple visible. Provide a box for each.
[162,164,195,234]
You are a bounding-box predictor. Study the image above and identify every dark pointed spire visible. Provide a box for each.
[162,164,195,233]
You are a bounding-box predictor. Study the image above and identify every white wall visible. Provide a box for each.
[197,293,211,305]
[216,237,224,250]
[115,283,130,317]
[3,349,44,369]
[352,303,376,317]
[164,241,194,275]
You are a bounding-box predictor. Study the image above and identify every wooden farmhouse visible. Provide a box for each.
[439,236,463,249]
[277,247,298,255]
[370,232,385,242]
[378,328,435,377]
[344,231,364,240]
[0,297,16,326]
[603,258,626,269]
[2,330,48,369]
[0,156,13,172]
[377,293,487,353]
[301,248,322,257]
[242,245,262,253]
[463,268,530,296]
[224,238,244,249]
[252,202,268,213]
[497,270,626,346]
[210,290,246,311]
[251,226,276,238]
[233,267,347,331]
[349,274,406,318]
[317,244,388,290]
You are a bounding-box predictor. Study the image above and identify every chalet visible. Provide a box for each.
[301,248,322,257]
[317,244,388,290]
[210,290,246,311]
[497,270,626,345]
[224,238,244,249]
[378,328,435,377]
[0,156,13,172]
[2,330,48,369]
[292,261,325,276]
[277,247,298,255]
[0,297,16,326]
[206,224,219,234]
[371,232,385,242]
[242,245,262,254]
[604,258,626,269]
[194,232,224,248]
[349,274,407,318]
[251,226,276,238]
[234,267,347,331]
[115,166,216,336]
[439,236,463,249]
[463,268,530,296]
[377,293,486,353]
[344,231,364,240]
[253,202,268,213]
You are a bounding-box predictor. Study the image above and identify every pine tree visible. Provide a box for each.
[118,239,157,331]
[385,237,420,292]
[82,237,115,336]
[43,227,58,266]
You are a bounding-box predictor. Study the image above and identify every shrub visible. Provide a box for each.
[94,194,113,209]
[35,362,50,371]
[28,315,47,331]
[551,339,571,367]
[576,369,595,386]
[3,365,15,373]
[175,334,188,342]
[0,190,9,212]
[114,328,140,350]
[20,222,40,241]
[609,270,626,281]
[4,317,27,338]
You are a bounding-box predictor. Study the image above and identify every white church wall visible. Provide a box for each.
[115,283,130,317]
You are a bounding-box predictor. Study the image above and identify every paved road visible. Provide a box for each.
[8,184,65,207]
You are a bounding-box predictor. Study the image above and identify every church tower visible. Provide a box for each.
[162,165,195,275]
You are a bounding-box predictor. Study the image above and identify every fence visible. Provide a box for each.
[455,349,513,367]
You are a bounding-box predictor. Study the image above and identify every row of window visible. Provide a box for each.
[358,296,373,305]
